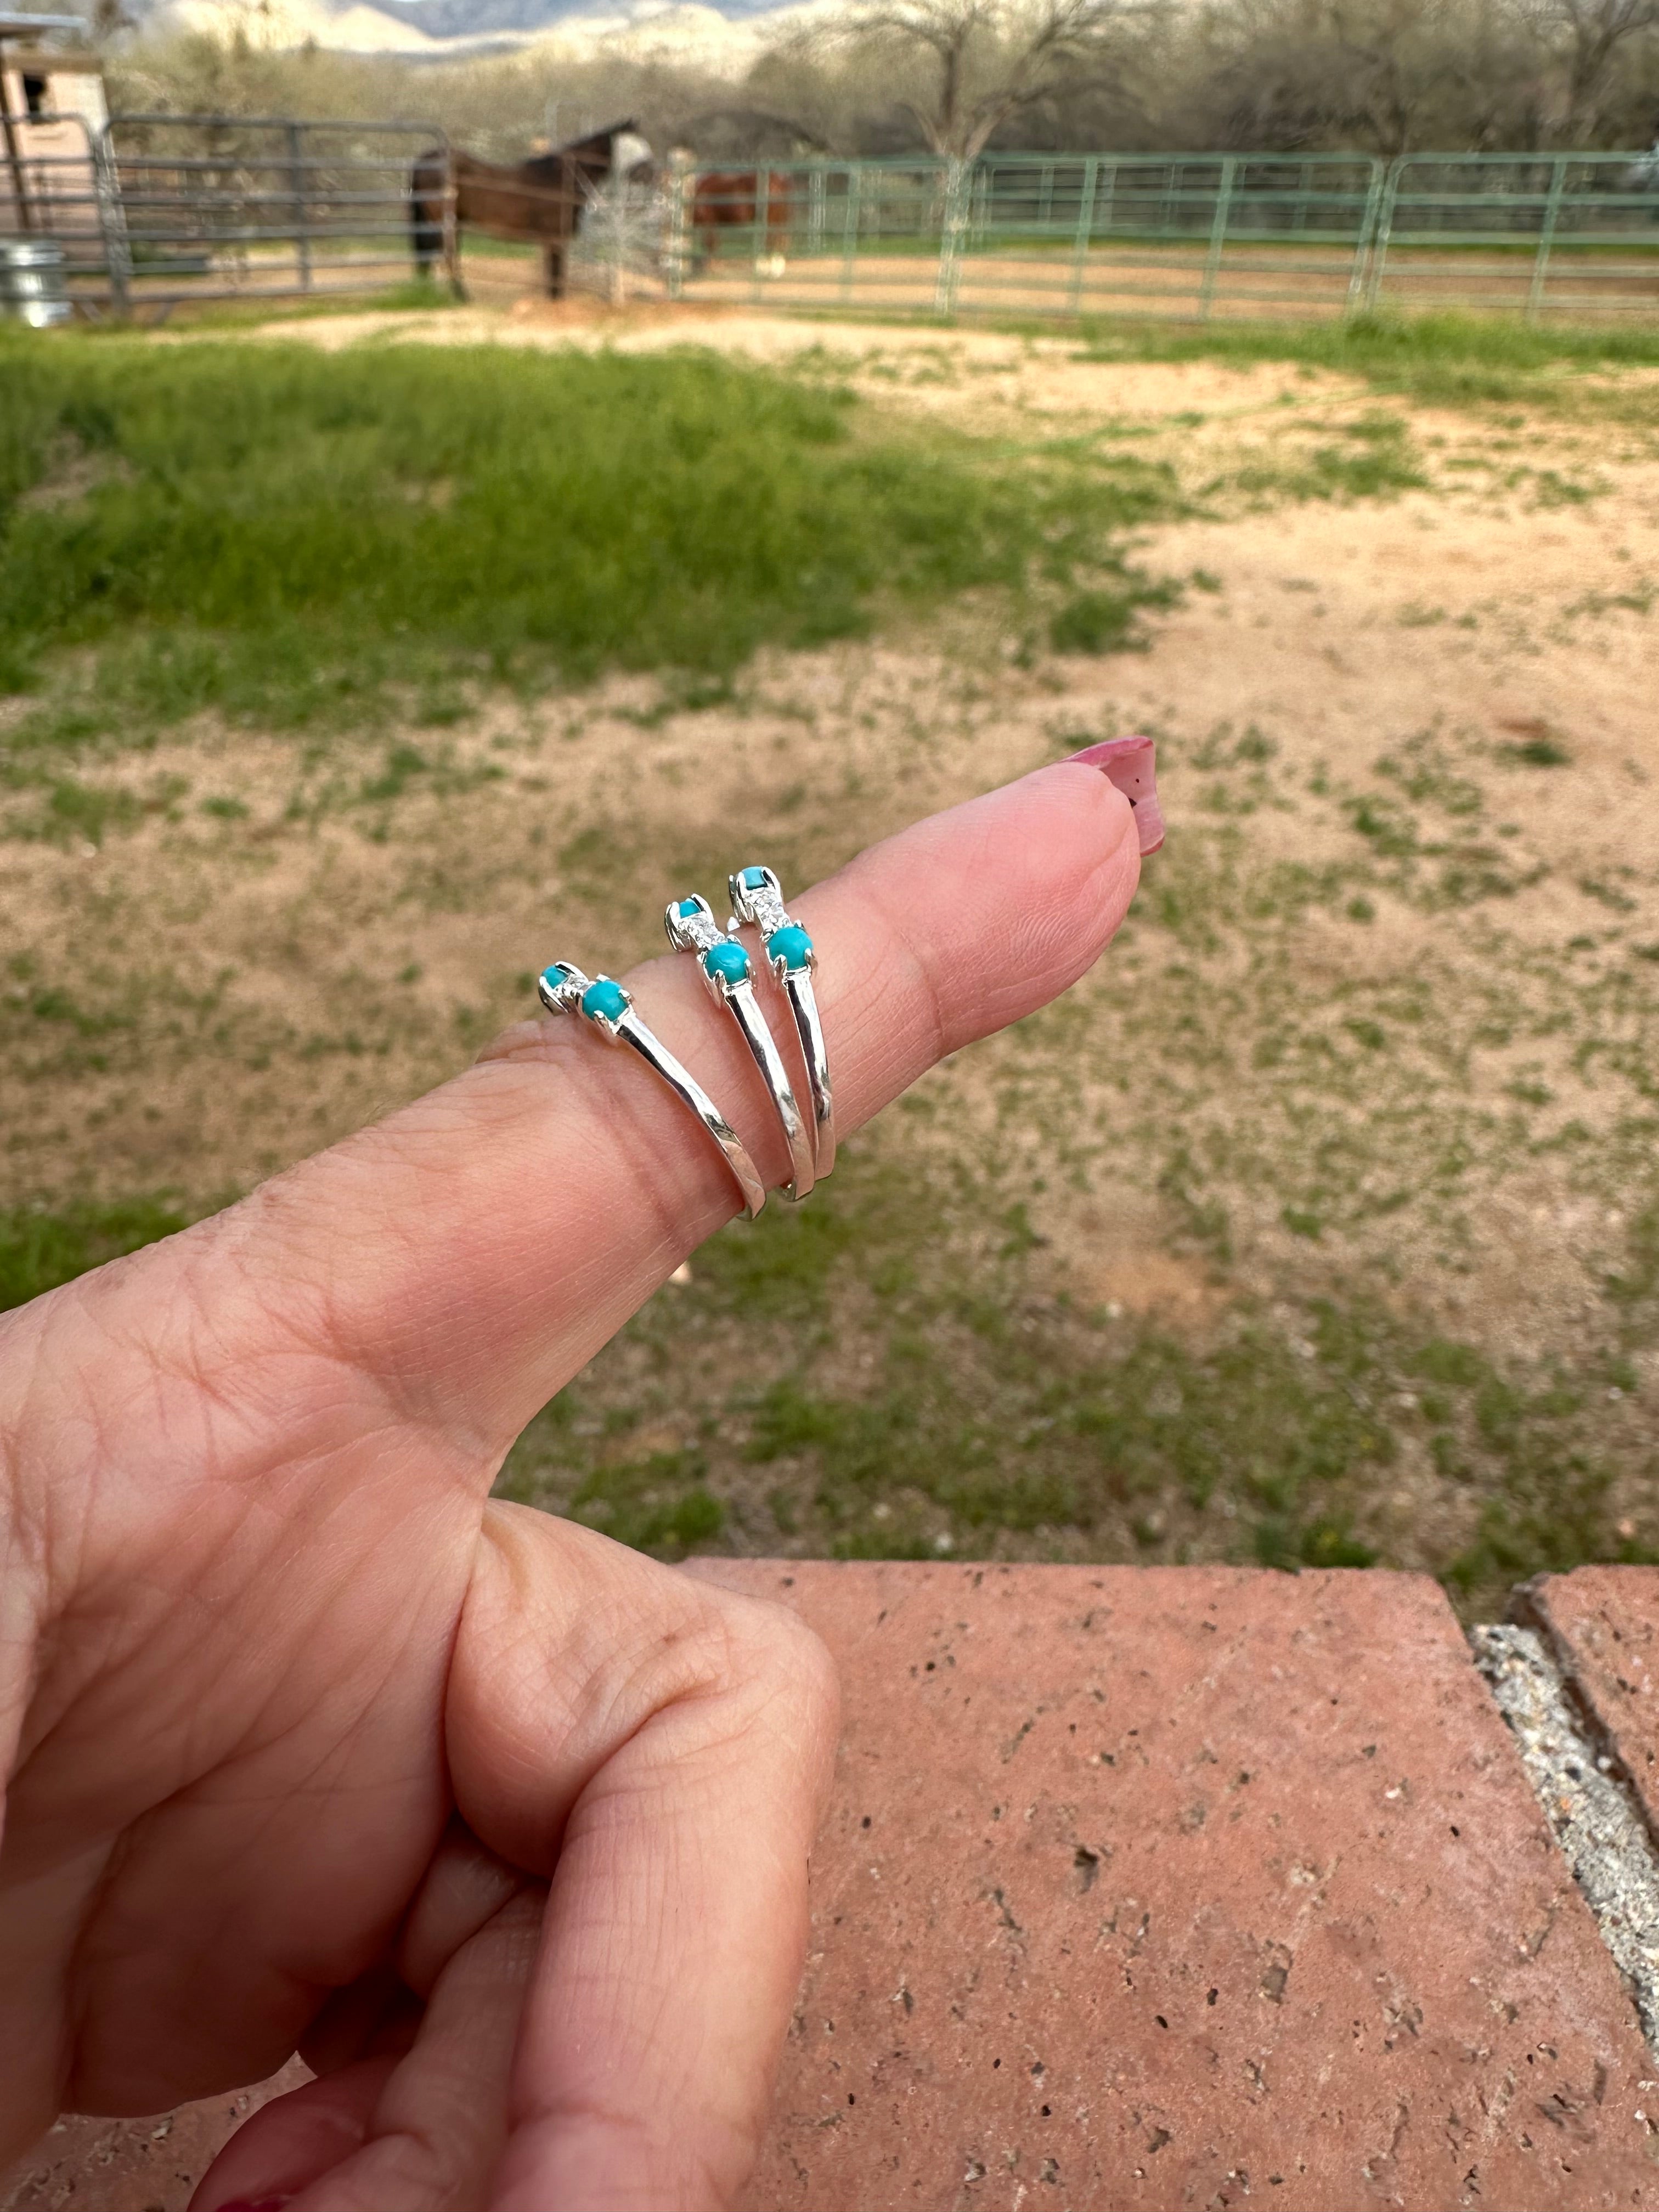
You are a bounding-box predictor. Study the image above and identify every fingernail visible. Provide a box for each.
[212,2198,292,2211]
[1065,736,1165,855]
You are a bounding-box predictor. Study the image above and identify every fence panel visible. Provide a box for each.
[104,114,445,310]
[1369,153,1659,321]
[663,153,1386,323]
[7,125,1658,325]
[951,154,1384,321]
[0,114,447,314]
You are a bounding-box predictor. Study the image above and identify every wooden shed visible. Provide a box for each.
[0,12,108,245]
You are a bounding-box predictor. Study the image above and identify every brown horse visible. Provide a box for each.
[689,170,793,274]
[410,123,650,300]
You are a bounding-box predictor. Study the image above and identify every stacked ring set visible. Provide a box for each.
[537,865,833,1220]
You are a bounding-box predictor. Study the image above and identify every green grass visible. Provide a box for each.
[1048,576,1181,653]
[0,332,1170,746]
[0,1195,188,1311]
[1074,310,1659,414]
[489,1138,1659,1607]
[1217,411,1426,504]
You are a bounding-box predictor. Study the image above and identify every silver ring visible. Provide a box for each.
[664,896,815,1204]
[727,866,835,1180]
[537,961,766,1220]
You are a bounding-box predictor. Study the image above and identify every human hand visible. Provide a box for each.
[0,757,1144,2212]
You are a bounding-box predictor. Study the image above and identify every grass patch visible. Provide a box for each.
[1218,413,1426,505]
[1498,733,1572,766]
[1048,577,1181,654]
[493,1136,1649,1615]
[568,1449,725,1555]
[1075,311,1659,416]
[0,1195,188,1311]
[0,332,1171,746]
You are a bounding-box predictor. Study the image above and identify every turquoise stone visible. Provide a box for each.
[767,923,813,974]
[676,898,701,919]
[703,940,751,986]
[581,977,629,1023]
[540,963,569,994]
[740,866,769,889]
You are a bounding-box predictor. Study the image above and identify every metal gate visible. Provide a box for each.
[1366,151,1659,323]
[1,111,447,315]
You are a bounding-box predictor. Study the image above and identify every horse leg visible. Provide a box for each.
[410,180,442,280]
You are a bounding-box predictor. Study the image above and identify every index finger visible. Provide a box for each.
[247,756,1145,1454]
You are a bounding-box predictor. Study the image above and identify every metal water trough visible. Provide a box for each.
[0,233,69,322]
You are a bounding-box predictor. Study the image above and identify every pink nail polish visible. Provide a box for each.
[1065,736,1164,856]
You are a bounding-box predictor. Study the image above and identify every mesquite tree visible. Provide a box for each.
[848,0,1127,161]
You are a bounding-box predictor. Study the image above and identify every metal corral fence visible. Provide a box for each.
[1,112,447,316]
[664,150,1659,324]
[3,120,1657,324]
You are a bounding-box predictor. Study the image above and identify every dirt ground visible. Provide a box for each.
[7,301,1657,1601]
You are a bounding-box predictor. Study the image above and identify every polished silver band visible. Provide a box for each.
[664,896,815,1204]
[729,866,836,1181]
[537,960,766,1220]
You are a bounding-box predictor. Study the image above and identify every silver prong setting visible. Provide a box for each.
[537,961,589,1018]
[728,865,834,1182]
[729,865,787,934]
[538,962,635,1041]
[532,952,764,1217]
[663,894,716,954]
[670,884,816,1204]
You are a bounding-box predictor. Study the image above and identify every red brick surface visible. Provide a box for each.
[6,1566,1658,2212]
[1525,1567,1659,1831]
[705,1562,1658,2212]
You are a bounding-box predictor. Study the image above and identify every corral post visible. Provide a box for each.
[665,149,689,300]
[809,161,825,255]
[839,161,861,306]
[1346,159,1386,317]
[93,120,132,317]
[0,32,33,235]
[1364,158,1404,313]
[286,121,311,292]
[752,162,769,302]
[1526,155,1566,325]
[934,157,966,316]
[1097,158,1116,241]
[1069,155,1099,316]
[442,154,464,301]
[1198,156,1234,320]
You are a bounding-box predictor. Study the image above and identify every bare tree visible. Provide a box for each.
[842,0,1127,161]
[1535,0,1659,137]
